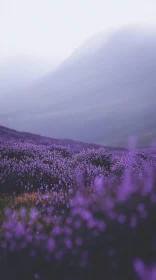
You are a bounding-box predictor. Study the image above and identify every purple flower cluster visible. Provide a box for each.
[1,139,156,279]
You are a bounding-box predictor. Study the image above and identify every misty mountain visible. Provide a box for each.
[1,26,156,147]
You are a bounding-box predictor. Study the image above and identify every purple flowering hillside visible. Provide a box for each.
[0,125,104,150]
[0,132,156,280]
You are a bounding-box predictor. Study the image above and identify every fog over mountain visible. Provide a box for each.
[1,25,156,147]
[0,55,60,92]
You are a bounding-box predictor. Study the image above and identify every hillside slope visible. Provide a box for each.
[1,26,156,147]
[0,125,103,151]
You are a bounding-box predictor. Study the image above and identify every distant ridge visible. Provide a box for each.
[0,125,130,154]
[0,125,102,150]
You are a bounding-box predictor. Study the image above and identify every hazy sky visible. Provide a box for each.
[1,0,156,61]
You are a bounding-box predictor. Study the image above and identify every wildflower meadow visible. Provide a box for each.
[0,137,156,280]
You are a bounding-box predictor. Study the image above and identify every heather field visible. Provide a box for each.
[0,138,156,280]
